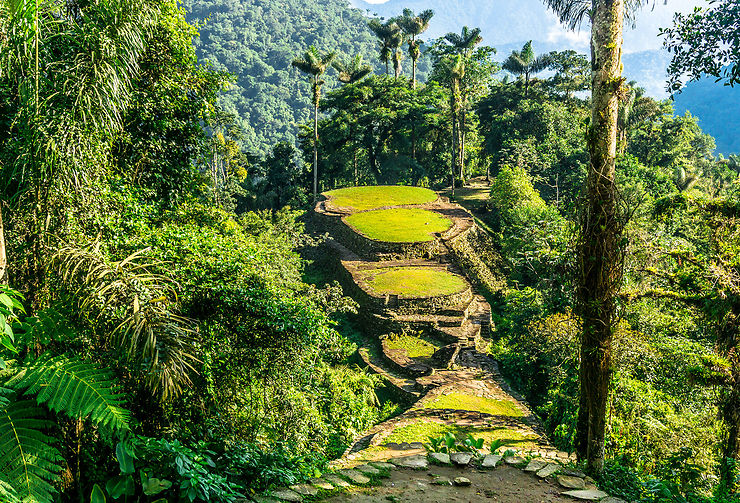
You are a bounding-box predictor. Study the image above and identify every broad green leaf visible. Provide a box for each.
[116,443,135,474]
[90,484,106,503]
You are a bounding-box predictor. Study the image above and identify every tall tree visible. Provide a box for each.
[398,8,434,88]
[502,41,552,97]
[368,19,401,76]
[333,54,372,84]
[439,55,465,198]
[541,0,643,474]
[292,46,336,201]
[332,54,372,184]
[662,0,740,92]
[440,26,483,181]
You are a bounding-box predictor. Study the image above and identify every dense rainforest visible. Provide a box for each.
[0,0,738,502]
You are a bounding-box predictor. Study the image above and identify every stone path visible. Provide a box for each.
[254,186,626,503]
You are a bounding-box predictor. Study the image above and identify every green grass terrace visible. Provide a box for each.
[361,267,468,297]
[324,185,438,211]
[345,208,452,243]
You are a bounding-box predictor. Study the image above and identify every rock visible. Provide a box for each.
[369,462,396,470]
[481,454,502,468]
[453,477,472,487]
[450,452,473,466]
[584,476,597,489]
[428,452,451,465]
[338,469,371,485]
[321,474,350,488]
[251,497,280,503]
[409,442,424,449]
[308,478,333,490]
[391,455,429,469]
[601,498,627,503]
[524,459,549,472]
[289,484,317,496]
[355,464,381,476]
[431,344,460,367]
[561,489,609,501]
[535,463,562,478]
[504,455,526,465]
[432,476,453,486]
[557,475,586,490]
[563,468,587,478]
[269,489,303,502]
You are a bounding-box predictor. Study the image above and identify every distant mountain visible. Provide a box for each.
[184,0,385,156]
[673,78,740,155]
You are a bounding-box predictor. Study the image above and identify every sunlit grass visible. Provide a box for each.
[325,185,437,211]
[385,334,439,358]
[345,208,452,242]
[382,420,537,448]
[421,392,524,417]
[363,267,467,297]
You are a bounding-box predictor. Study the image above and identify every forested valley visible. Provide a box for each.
[0,0,738,502]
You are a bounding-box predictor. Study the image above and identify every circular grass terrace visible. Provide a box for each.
[345,208,452,243]
[362,267,468,297]
[324,185,438,211]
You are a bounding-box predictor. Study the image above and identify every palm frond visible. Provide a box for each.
[50,244,197,401]
[0,399,62,503]
[6,353,131,432]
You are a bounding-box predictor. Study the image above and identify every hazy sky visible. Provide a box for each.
[360,0,706,54]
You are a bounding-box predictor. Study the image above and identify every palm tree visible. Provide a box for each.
[542,0,647,475]
[617,81,661,153]
[439,55,465,199]
[333,54,372,84]
[398,9,434,88]
[369,19,401,76]
[502,41,551,97]
[443,26,482,182]
[332,55,372,184]
[292,46,336,201]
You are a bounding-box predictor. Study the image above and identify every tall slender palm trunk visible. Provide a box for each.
[313,99,319,200]
[576,0,625,474]
[0,205,8,285]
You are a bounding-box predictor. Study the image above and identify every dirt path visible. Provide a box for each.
[323,465,578,503]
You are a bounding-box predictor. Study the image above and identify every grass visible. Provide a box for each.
[382,420,537,448]
[324,185,438,211]
[385,334,439,358]
[420,392,525,417]
[363,267,467,297]
[345,208,452,243]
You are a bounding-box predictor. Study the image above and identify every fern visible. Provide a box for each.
[7,354,131,432]
[0,399,62,503]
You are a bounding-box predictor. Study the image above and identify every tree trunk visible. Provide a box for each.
[576,0,625,475]
[460,108,466,183]
[451,108,458,199]
[0,205,8,286]
[313,82,320,201]
[412,56,417,89]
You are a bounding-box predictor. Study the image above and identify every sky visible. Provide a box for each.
[359,0,706,54]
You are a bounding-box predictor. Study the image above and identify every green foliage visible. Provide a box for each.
[6,353,131,432]
[182,0,394,155]
[0,400,63,503]
[424,432,485,454]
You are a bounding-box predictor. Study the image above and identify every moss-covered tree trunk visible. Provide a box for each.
[576,0,625,475]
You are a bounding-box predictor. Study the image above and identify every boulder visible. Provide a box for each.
[308,478,333,490]
[524,459,549,472]
[289,485,317,496]
[321,474,350,488]
[453,477,472,487]
[535,463,561,478]
[391,455,429,469]
[269,489,303,502]
[355,464,381,476]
